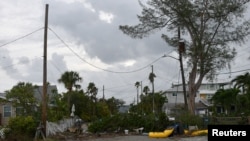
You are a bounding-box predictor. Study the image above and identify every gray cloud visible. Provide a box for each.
[45,0,172,64]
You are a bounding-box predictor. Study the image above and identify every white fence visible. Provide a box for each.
[47,118,75,136]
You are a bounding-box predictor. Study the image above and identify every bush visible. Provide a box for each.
[88,113,171,133]
[6,116,37,139]
[175,112,203,129]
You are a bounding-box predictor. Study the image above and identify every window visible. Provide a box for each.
[172,93,177,96]
[3,105,11,117]
[16,107,23,116]
[210,84,215,90]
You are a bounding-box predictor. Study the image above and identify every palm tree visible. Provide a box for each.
[143,86,150,95]
[58,71,82,92]
[87,82,98,117]
[211,88,240,114]
[135,81,140,104]
[231,72,250,94]
[58,71,82,112]
[87,82,98,102]
[149,70,156,113]
[149,72,156,93]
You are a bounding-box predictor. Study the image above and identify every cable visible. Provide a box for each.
[1,56,43,69]
[0,27,44,48]
[48,27,170,73]
[217,68,250,75]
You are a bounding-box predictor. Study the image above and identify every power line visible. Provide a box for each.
[48,27,169,74]
[0,27,44,48]
[217,68,250,75]
[1,56,43,69]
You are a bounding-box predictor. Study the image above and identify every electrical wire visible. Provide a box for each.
[1,26,248,76]
[0,27,44,48]
[216,68,250,75]
[48,27,168,74]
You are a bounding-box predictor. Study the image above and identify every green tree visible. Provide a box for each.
[131,91,167,115]
[87,82,98,102]
[143,86,150,95]
[47,93,67,121]
[58,71,82,113]
[211,88,240,115]
[87,82,98,118]
[5,82,36,116]
[231,72,250,114]
[119,0,250,114]
[232,72,250,94]
[58,71,82,91]
[149,69,156,113]
[106,97,124,115]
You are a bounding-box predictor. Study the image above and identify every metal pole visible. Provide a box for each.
[42,4,49,137]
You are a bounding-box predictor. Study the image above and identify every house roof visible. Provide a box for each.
[0,93,6,99]
[34,85,58,102]
[165,85,188,93]
[118,105,130,113]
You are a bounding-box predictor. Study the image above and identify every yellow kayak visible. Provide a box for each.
[148,128,174,138]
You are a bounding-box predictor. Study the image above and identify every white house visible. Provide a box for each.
[163,81,232,116]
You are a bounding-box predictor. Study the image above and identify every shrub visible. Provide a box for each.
[175,112,203,129]
[6,116,37,138]
[88,113,170,133]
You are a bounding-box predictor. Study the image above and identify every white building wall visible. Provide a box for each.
[164,82,232,114]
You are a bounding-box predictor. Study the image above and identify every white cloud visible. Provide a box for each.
[98,11,114,24]
[121,60,136,67]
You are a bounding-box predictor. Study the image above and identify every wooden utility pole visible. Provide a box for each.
[178,27,188,109]
[42,4,49,137]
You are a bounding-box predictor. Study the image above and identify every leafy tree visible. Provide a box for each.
[211,88,240,115]
[68,90,88,118]
[236,94,250,114]
[131,91,167,115]
[47,93,67,121]
[106,97,124,115]
[5,82,36,116]
[119,0,250,114]
[58,71,82,112]
[96,101,111,118]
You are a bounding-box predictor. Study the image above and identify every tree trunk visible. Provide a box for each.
[188,63,204,115]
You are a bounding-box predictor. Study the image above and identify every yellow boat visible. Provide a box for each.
[148,128,174,138]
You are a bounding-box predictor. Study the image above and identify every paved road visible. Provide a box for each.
[66,135,207,141]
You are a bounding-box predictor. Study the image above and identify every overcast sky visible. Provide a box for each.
[0,0,250,104]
